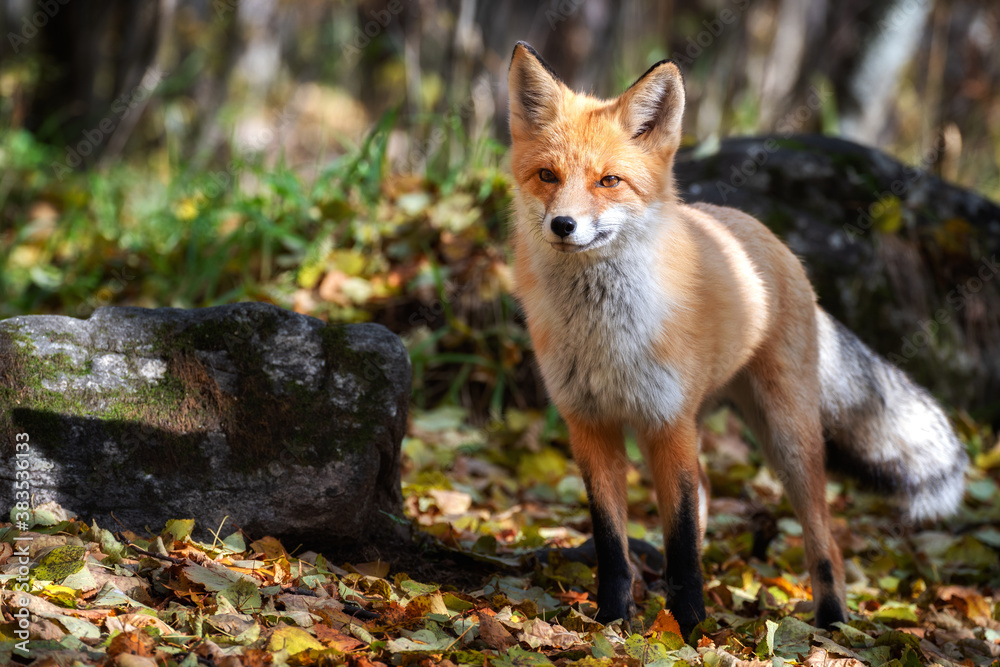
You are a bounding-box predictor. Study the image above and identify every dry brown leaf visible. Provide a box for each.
[239,648,274,667]
[115,655,158,667]
[551,589,590,605]
[249,536,289,560]
[476,610,517,651]
[715,648,771,667]
[28,619,65,641]
[106,630,157,659]
[938,586,993,622]
[117,613,177,635]
[314,624,365,652]
[518,617,580,650]
[353,561,390,578]
[803,648,866,667]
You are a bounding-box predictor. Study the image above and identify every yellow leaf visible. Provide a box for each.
[871,196,902,234]
[33,546,86,582]
[268,625,323,655]
[41,584,79,606]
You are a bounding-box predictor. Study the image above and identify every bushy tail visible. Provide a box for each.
[815,307,967,523]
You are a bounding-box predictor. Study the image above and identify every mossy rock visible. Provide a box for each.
[0,302,411,555]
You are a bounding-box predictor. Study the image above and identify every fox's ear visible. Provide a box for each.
[617,60,685,152]
[508,41,564,138]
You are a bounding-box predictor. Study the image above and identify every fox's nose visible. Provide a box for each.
[551,216,577,238]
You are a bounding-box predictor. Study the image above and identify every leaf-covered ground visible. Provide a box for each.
[2,406,999,666]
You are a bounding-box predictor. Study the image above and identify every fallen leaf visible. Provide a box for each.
[476,610,516,650]
[107,630,157,659]
[314,624,364,651]
[268,625,323,655]
[33,545,86,582]
[648,608,682,636]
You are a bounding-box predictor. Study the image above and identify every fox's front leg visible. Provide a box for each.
[640,419,707,637]
[565,416,634,625]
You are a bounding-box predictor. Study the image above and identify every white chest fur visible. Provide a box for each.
[528,250,686,426]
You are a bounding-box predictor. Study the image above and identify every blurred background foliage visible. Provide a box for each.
[1,0,998,420]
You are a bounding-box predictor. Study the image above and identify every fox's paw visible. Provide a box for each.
[595,581,636,629]
[814,595,847,629]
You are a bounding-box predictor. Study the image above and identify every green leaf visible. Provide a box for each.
[442,592,475,613]
[53,614,102,640]
[33,546,86,582]
[490,646,555,667]
[183,563,252,592]
[221,532,246,553]
[871,603,919,625]
[400,579,440,597]
[385,627,453,652]
[163,519,195,543]
[772,616,815,660]
[760,619,778,658]
[218,578,262,613]
[591,632,616,659]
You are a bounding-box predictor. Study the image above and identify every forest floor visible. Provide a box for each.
[2,405,998,667]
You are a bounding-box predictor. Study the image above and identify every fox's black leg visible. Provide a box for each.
[564,416,634,625]
[588,485,635,624]
[664,480,707,636]
[641,420,707,639]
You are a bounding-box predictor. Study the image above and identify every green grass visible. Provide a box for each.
[0,109,515,414]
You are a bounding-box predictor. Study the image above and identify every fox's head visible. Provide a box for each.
[508,42,685,255]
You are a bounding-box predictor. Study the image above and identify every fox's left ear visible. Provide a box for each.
[617,60,685,152]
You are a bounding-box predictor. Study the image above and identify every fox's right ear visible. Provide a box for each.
[508,41,564,138]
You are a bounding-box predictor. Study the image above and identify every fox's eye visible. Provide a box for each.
[539,169,558,183]
[599,175,621,188]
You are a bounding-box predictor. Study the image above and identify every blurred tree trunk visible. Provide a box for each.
[10,0,161,155]
[836,0,934,142]
[768,0,934,143]
[476,0,623,141]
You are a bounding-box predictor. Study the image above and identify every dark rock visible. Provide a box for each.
[0,302,411,556]
[676,134,1000,424]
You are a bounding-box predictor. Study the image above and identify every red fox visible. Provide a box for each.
[506,42,967,634]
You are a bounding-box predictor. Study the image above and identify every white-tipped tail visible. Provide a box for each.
[815,307,967,523]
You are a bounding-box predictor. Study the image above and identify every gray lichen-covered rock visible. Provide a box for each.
[0,302,411,556]
[676,134,1000,423]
